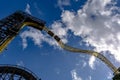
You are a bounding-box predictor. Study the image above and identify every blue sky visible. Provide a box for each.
[0,0,120,80]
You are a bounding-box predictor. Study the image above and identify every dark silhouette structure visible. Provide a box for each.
[0,11,45,52]
[0,65,40,80]
[0,11,120,80]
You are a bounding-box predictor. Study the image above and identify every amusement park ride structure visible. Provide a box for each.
[0,11,120,80]
[0,64,40,80]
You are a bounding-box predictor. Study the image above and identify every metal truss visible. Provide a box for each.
[0,11,120,80]
[0,64,40,80]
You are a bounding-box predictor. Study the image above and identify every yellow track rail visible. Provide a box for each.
[0,18,119,75]
[42,26,119,75]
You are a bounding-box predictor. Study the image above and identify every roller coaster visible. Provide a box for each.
[0,11,120,80]
[0,64,40,80]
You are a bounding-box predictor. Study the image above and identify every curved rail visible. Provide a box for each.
[0,11,119,76]
[23,15,119,75]
[23,20,119,75]
[42,26,119,75]
[0,64,40,80]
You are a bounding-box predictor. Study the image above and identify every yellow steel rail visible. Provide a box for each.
[42,26,119,75]
[0,11,119,76]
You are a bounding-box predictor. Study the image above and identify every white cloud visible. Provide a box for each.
[51,21,68,43]
[57,0,71,10]
[22,0,120,68]
[21,4,68,49]
[71,69,82,80]
[88,76,92,80]
[20,27,46,48]
[107,72,113,79]
[61,0,120,63]
[76,59,87,68]
[16,61,25,66]
[85,76,92,80]
[20,27,62,49]
[82,61,87,68]
[25,3,31,14]
[33,3,43,15]
[20,22,68,49]
[89,56,96,69]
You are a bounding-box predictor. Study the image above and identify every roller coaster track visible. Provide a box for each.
[0,11,120,79]
[0,64,40,80]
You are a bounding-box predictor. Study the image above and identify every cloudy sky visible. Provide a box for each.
[0,0,120,80]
